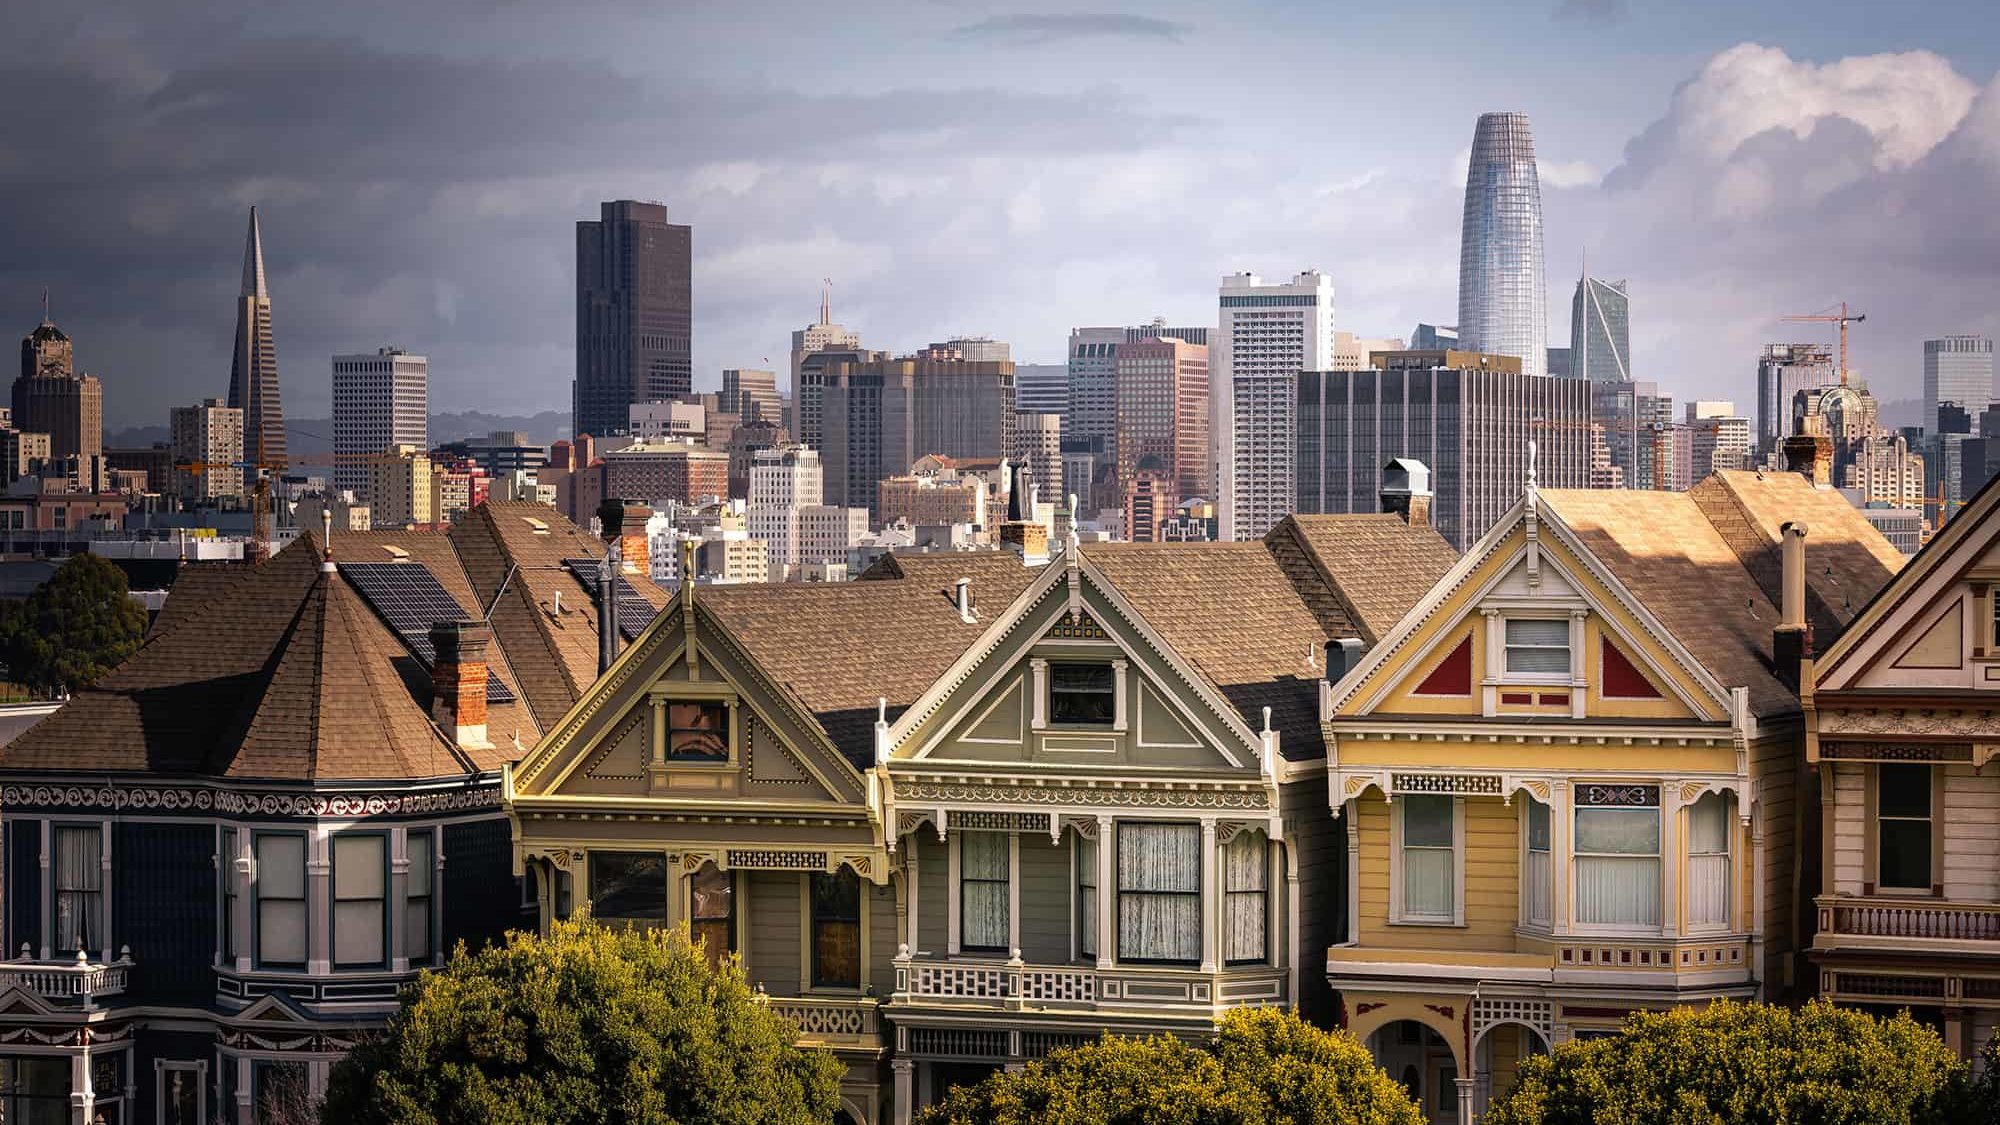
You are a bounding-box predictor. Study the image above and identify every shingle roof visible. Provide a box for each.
[1689,470,1904,636]
[1266,515,1460,642]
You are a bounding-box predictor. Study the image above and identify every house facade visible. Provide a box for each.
[1321,471,1901,1124]
[1806,470,2000,1062]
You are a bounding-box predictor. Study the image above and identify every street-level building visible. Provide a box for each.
[1322,470,1900,1123]
[1805,468,2000,1063]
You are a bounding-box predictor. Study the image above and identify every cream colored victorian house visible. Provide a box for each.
[1321,471,1900,1124]
[1806,471,2000,1063]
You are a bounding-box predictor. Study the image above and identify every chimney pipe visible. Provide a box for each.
[1323,637,1365,681]
[954,577,973,622]
[430,620,492,749]
[597,498,628,674]
[1774,520,1812,691]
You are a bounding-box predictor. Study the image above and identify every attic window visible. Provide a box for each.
[1504,619,1570,677]
[1050,664,1115,725]
[668,702,728,762]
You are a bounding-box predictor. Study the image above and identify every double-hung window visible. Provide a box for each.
[1686,793,1732,928]
[221,827,239,961]
[668,702,728,762]
[406,831,435,965]
[810,869,861,989]
[1877,764,1933,893]
[1398,796,1456,922]
[1117,823,1199,964]
[53,825,102,955]
[1504,618,1570,677]
[1050,664,1115,725]
[690,863,734,966]
[589,851,668,931]
[1077,835,1099,959]
[1523,799,1552,927]
[1224,830,1268,964]
[959,834,1010,954]
[254,834,308,967]
[333,834,387,968]
[1574,786,1661,929]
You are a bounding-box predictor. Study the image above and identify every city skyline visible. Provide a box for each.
[7,2,2000,428]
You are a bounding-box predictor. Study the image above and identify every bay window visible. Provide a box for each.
[589,851,667,931]
[1523,799,1552,927]
[407,831,435,965]
[333,834,387,968]
[53,825,102,955]
[1504,618,1571,676]
[254,833,307,967]
[810,869,861,989]
[1686,793,1732,928]
[1398,796,1456,923]
[1877,764,1933,893]
[1224,830,1268,964]
[959,833,1010,954]
[222,827,238,961]
[1574,786,1661,929]
[1077,835,1098,959]
[1117,823,1199,964]
[690,863,734,966]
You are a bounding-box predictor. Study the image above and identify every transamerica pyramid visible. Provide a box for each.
[227,206,286,488]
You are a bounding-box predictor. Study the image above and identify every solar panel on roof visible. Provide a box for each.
[561,557,658,640]
[338,561,518,704]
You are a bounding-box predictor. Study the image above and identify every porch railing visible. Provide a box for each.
[1816,895,2000,942]
[0,946,132,1008]
[759,994,883,1046]
[894,949,1283,1012]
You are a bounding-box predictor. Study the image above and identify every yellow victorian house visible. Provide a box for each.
[1322,469,1901,1123]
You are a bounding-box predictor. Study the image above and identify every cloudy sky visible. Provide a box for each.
[8,0,2000,429]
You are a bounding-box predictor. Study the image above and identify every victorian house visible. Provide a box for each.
[0,502,660,1125]
[1805,471,2000,1063]
[507,508,1459,1125]
[1320,470,1900,1124]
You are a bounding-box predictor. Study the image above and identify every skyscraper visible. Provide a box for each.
[790,281,861,392]
[1756,343,1837,456]
[1066,326,1126,455]
[14,315,101,466]
[1925,336,1994,435]
[1115,336,1210,504]
[1214,270,1336,540]
[171,398,244,503]
[1569,275,1631,382]
[721,368,782,425]
[1457,113,1547,377]
[332,348,428,501]
[228,207,286,486]
[575,200,692,438]
[818,353,1015,517]
[1012,364,1068,416]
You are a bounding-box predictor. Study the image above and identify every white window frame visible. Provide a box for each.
[1571,789,1664,935]
[1074,834,1097,961]
[155,1058,208,1125]
[1501,616,1573,683]
[956,831,1013,955]
[1223,829,1269,965]
[405,829,436,967]
[332,832,389,970]
[1684,793,1733,933]
[252,831,309,970]
[1520,798,1553,929]
[1389,795,1465,926]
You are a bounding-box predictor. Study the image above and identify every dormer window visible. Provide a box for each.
[1503,619,1570,677]
[1050,664,1115,725]
[668,702,728,762]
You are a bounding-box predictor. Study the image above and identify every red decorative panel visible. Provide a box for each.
[1413,637,1473,696]
[1601,639,1664,699]
[1538,693,1568,706]
[1500,692,1535,706]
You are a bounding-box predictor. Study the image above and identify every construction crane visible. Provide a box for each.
[1782,302,1866,385]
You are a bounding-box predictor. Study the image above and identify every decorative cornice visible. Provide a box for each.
[1817,707,2000,739]
[2,782,501,820]
[897,780,1270,811]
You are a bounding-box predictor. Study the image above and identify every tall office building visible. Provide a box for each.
[170,398,244,503]
[797,345,886,452]
[927,336,1010,363]
[14,317,101,465]
[1458,113,1548,378]
[1115,336,1210,504]
[790,283,862,394]
[228,207,287,486]
[332,348,428,500]
[722,368,782,425]
[575,200,692,439]
[1294,350,1588,548]
[1066,327,1126,455]
[1756,343,1837,456]
[368,445,434,527]
[819,354,1015,517]
[1013,412,1064,513]
[1013,364,1068,416]
[1686,401,1751,487]
[1409,324,1458,351]
[1925,336,1995,436]
[1569,276,1630,382]
[1214,270,1336,540]
[747,445,823,579]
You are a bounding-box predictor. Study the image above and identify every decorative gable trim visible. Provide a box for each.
[1601,638,1665,700]
[1412,637,1473,697]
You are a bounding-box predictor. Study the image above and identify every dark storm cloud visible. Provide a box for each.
[949,13,1191,45]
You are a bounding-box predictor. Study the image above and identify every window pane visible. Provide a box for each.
[1575,808,1660,855]
[589,852,667,927]
[1689,794,1730,854]
[1118,824,1198,893]
[691,865,732,922]
[1506,646,1570,674]
[1051,663,1116,724]
[1225,833,1266,892]
[1051,664,1114,692]
[1506,619,1569,646]
[1403,848,1453,917]
[55,828,101,891]
[407,833,432,897]
[334,836,385,898]
[1879,820,1933,889]
[1404,796,1453,848]
[259,901,307,963]
[1527,800,1550,851]
[668,702,728,760]
[257,836,306,898]
[811,870,861,987]
[1226,889,1266,962]
[406,898,432,962]
[335,900,384,964]
[1879,764,1931,818]
[962,834,1009,880]
[1118,888,1199,962]
[1575,856,1661,926]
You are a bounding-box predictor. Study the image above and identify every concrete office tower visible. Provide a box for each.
[1756,343,1837,456]
[1116,336,1210,504]
[1294,350,1589,548]
[796,346,884,451]
[790,282,861,392]
[1214,270,1336,540]
[1013,412,1064,516]
[1066,327,1125,454]
[14,317,101,465]
[332,348,427,500]
[228,207,286,485]
[1409,324,1458,351]
[1686,401,1751,488]
[1458,113,1548,377]
[1013,364,1068,416]
[171,399,245,503]
[1570,276,1630,382]
[747,446,823,580]
[818,354,1015,517]
[575,200,692,439]
[722,368,782,425]
[1925,336,1994,435]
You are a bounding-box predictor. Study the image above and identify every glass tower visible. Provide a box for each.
[1569,277,1630,382]
[1458,113,1547,378]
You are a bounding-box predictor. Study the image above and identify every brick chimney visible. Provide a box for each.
[430,620,492,750]
[1773,520,1812,692]
[620,503,653,576]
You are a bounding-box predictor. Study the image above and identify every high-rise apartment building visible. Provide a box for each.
[1925,336,1994,436]
[170,398,244,503]
[1685,401,1751,487]
[14,317,101,466]
[722,368,783,425]
[575,200,692,438]
[746,445,823,579]
[1115,336,1209,504]
[1756,343,1836,456]
[332,347,427,500]
[789,284,861,395]
[1214,271,1336,540]
[817,354,1014,517]
[367,445,434,527]
[1294,350,1589,547]
[1569,276,1630,382]
[1012,411,1064,513]
[228,207,286,486]
[1458,113,1548,377]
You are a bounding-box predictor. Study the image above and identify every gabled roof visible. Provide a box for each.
[1265,515,1460,642]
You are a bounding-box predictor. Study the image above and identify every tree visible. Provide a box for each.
[1484,999,1971,1125]
[915,1007,1424,1125]
[0,553,145,697]
[323,916,845,1125]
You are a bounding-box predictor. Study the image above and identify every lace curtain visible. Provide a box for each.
[54,826,101,953]
[1574,807,1661,927]
[1077,836,1098,957]
[1523,799,1552,926]
[1686,793,1731,928]
[960,833,1010,951]
[1224,831,1266,963]
[1401,796,1454,920]
[1118,823,1199,962]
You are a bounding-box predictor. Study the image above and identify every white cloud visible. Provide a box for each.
[1537,160,1601,189]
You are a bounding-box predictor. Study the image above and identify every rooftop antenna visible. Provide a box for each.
[820,278,832,326]
[40,288,49,325]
